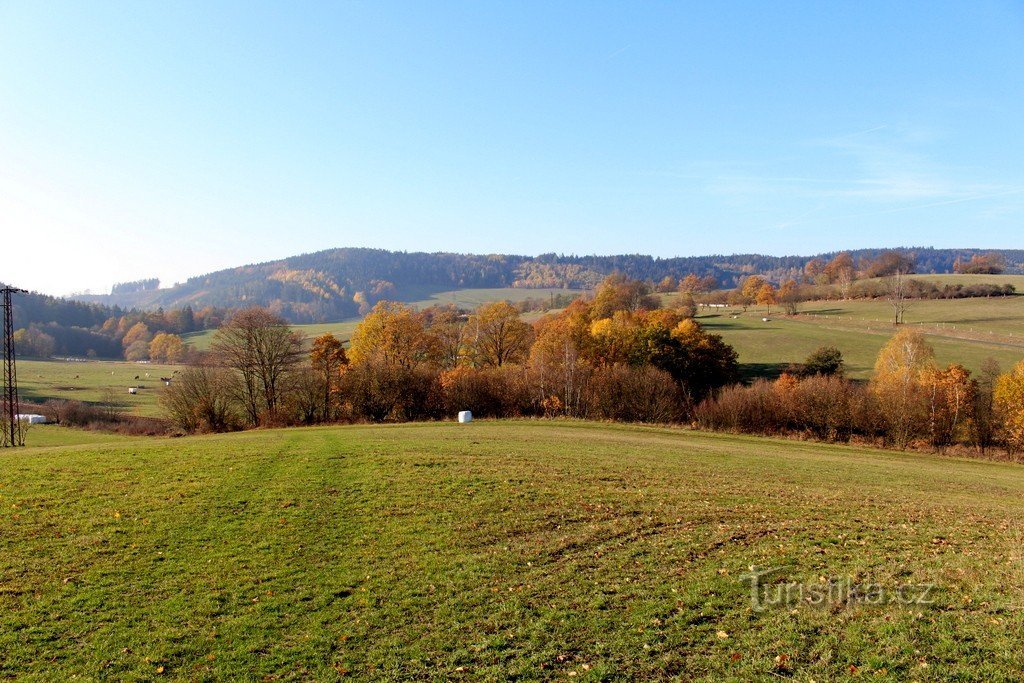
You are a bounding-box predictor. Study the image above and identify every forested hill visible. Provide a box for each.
[69,247,1024,323]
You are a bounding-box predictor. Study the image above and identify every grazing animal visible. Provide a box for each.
[134,375,140,380]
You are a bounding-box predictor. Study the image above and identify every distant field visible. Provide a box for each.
[698,286,1024,380]
[17,359,179,417]
[3,420,1024,680]
[183,287,581,350]
[405,286,578,309]
[905,273,1024,288]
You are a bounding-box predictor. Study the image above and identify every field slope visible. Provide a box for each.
[2,422,1023,681]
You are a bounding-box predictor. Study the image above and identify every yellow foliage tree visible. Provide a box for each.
[755,283,777,315]
[920,364,975,452]
[994,360,1024,453]
[149,333,186,363]
[871,329,935,449]
[463,301,533,368]
[310,333,348,421]
[349,302,441,369]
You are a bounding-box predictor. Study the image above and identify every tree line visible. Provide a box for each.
[74,247,1024,323]
[696,331,1024,457]
[162,275,738,431]
[159,273,1024,460]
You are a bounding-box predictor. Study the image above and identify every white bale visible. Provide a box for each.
[457,410,473,423]
[17,414,47,424]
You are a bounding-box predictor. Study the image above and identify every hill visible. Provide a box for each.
[4,421,1024,680]
[70,247,1024,323]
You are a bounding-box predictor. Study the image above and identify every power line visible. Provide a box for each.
[2,286,27,448]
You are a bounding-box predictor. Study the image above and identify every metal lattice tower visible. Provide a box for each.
[2,286,27,448]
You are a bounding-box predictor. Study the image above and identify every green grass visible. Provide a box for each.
[700,289,1024,380]
[404,286,576,310]
[899,273,1024,289]
[183,288,578,351]
[2,420,1024,681]
[20,424,138,448]
[17,359,180,417]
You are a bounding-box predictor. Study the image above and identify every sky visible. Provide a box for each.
[1,1,1023,296]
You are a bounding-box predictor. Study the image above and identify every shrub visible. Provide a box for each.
[586,365,685,424]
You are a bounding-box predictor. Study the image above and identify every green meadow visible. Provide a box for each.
[2,421,1023,681]
[700,288,1024,380]
[16,359,180,417]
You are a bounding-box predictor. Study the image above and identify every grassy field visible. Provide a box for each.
[183,288,578,351]
[902,273,1024,289]
[2,420,1023,680]
[16,359,180,417]
[699,288,1024,380]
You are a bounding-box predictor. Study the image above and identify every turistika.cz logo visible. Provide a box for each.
[740,566,936,611]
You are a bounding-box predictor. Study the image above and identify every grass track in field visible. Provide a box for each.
[2,420,1023,680]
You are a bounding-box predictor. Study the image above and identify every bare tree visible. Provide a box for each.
[211,308,304,426]
[883,267,911,325]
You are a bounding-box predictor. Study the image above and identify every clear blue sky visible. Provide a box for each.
[2,1,1022,295]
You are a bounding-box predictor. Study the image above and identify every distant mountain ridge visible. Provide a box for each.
[70,247,1024,323]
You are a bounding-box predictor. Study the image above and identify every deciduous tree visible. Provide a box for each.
[310,333,348,422]
[871,329,934,449]
[463,301,533,368]
[994,360,1024,454]
[211,307,304,426]
[349,302,441,369]
[149,333,186,363]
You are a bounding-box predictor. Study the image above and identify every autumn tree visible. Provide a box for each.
[160,363,236,433]
[12,326,56,358]
[778,279,800,315]
[348,302,441,369]
[678,274,718,293]
[668,319,740,402]
[528,302,593,416]
[421,305,466,369]
[955,252,1005,275]
[823,252,856,298]
[920,364,975,453]
[865,251,915,278]
[970,358,1001,454]
[590,274,659,319]
[310,333,348,422]
[464,301,534,368]
[656,276,678,293]
[149,333,186,363]
[755,283,777,315]
[871,329,934,449]
[738,276,767,310]
[803,258,825,284]
[211,307,305,426]
[994,360,1024,453]
[122,321,152,361]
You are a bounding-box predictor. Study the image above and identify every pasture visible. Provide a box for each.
[16,359,179,417]
[700,290,1024,380]
[182,287,576,350]
[2,420,1023,680]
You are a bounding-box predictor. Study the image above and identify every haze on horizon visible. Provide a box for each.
[2,1,1023,297]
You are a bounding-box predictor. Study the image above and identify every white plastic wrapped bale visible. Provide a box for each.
[17,414,47,424]
[457,411,473,423]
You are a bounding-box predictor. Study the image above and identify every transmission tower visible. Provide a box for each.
[2,286,27,448]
